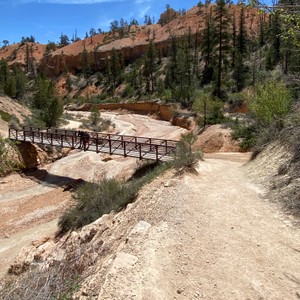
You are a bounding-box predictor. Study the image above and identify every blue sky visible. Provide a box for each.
[0,0,201,45]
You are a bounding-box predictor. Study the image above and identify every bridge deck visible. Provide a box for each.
[9,127,178,162]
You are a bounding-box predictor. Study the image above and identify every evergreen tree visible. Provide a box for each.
[237,4,247,56]
[144,15,152,25]
[233,4,248,91]
[214,0,232,98]
[33,77,63,127]
[200,7,216,85]
[90,107,100,126]
[0,61,27,99]
[143,41,157,94]
[130,18,139,26]
[165,36,178,90]
[110,20,119,34]
[110,48,121,90]
[197,1,204,14]
[43,96,63,128]
[4,75,17,98]
[277,0,300,73]
[81,42,90,76]
[165,36,195,106]
[2,40,9,47]
[0,59,9,92]
[232,10,237,68]
[15,68,27,99]
[59,34,70,46]
[266,12,281,70]
[66,75,73,92]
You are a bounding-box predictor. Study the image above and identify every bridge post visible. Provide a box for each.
[96,138,99,153]
[139,144,142,160]
[109,139,112,155]
[155,145,159,161]
[41,132,44,144]
[61,135,63,147]
[123,141,127,157]
[23,128,26,142]
[72,136,75,149]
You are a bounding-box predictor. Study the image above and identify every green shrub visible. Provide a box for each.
[0,136,23,176]
[249,80,291,127]
[58,163,170,234]
[0,109,12,122]
[58,178,137,233]
[193,90,225,127]
[79,108,113,132]
[123,84,135,98]
[232,124,257,150]
[173,132,203,173]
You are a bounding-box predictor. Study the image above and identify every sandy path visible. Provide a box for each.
[99,154,300,299]
[0,220,58,278]
[64,110,187,139]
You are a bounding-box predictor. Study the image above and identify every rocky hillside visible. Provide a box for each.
[0,5,266,77]
[247,126,300,219]
[0,96,31,137]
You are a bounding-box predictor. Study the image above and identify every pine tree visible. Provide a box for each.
[4,75,17,98]
[200,7,216,85]
[214,0,231,98]
[165,36,178,89]
[277,0,300,73]
[26,44,30,73]
[81,42,90,76]
[15,69,27,99]
[266,11,281,70]
[33,77,63,127]
[60,34,70,46]
[111,48,121,87]
[0,59,9,92]
[233,3,248,91]
[143,41,157,94]
[237,4,247,56]
[232,10,237,68]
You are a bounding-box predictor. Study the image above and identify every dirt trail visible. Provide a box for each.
[98,154,300,299]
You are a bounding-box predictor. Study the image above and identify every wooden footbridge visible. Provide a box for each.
[9,127,178,162]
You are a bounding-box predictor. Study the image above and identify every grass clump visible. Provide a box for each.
[0,255,82,300]
[58,162,171,234]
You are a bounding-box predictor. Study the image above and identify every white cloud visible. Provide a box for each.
[135,0,152,3]
[138,5,151,18]
[34,22,44,28]
[97,17,114,31]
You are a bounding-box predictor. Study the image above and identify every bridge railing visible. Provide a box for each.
[19,126,178,147]
[9,126,179,162]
